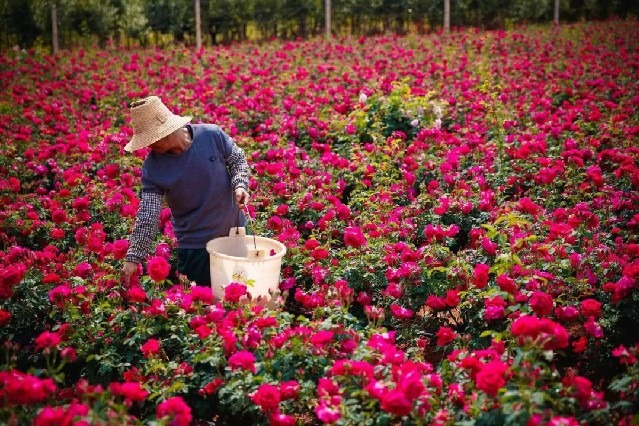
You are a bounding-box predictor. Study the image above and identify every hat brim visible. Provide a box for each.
[124,115,192,152]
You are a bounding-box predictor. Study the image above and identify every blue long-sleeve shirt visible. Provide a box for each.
[126,124,249,263]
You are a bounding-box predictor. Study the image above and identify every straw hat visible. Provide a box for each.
[124,96,192,152]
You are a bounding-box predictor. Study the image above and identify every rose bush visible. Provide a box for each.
[0,19,638,424]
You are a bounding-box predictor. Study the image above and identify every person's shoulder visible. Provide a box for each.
[192,123,222,135]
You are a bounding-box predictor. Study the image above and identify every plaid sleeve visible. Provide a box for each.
[125,191,162,263]
[226,143,250,191]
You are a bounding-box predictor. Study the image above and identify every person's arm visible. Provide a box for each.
[222,132,250,207]
[226,143,249,191]
[122,191,162,284]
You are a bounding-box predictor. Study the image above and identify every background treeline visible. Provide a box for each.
[1,0,638,51]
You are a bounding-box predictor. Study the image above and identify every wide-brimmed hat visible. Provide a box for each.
[124,96,192,152]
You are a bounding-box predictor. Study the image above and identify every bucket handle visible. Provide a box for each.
[237,206,257,252]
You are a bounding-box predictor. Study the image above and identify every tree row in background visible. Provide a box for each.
[1,0,638,51]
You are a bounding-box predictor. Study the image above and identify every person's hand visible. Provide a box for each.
[122,261,140,285]
[235,188,250,208]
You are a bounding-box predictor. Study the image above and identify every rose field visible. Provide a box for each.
[1,19,639,425]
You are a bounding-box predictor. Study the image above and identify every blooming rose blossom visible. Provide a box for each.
[315,403,341,423]
[0,309,11,326]
[580,299,602,318]
[472,264,490,289]
[35,331,62,351]
[60,347,77,363]
[436,326,457,346]
[147,256,170,282]
[390,303,414,319]
[224,282,247,303]
[34,402,90,425]
[310,330,335,348]
[280,380,300,400]
[0,370,57,405]
[529,291,554,316]
[343,226,367,248]
[156,396,192,426]
[612,345,637,365]
[199,378,224,396]
[380,389,413,416]
[109,382,149,402]
[140,338,161,357]
[425,295,447,311]
[228,350,257,373]
[251,383,281,411]
[475,361,508,397]
[270,412,296,426]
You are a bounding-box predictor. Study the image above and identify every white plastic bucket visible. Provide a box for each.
[206,227,287,305]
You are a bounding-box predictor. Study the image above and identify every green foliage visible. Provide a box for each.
[4,0,639,50]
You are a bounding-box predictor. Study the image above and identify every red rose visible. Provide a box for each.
[343,226,367,248]
[310,248,329,260]
[125,286,147,303]
[0,264,27,298]
[2,371,56,405]
[445,290,460,307]
[200,378,224,396]
[35,331,62,351]
[140,338,161,357]
[250,383,281,412]
[156,396,192,426]
[484,296,507,321]
[511,315,541,338]
[310,330,335,348]
[270,412,296,426]
[475,361,508,397]
[580,298,602,318]
[572,376,592,403]
[109,382,149,402]
[390,303,414,319]
[147,256,170,282]
[472,264,490,289]
[436,326,457,346]
[496,274,517,294]
[0,309,11,326]
[34,406,70,425]
[426,295,447,311]
[50,228,65,240]
[51,209,67,224]
[572,336,588,353]
[228,350,256,373]
[61,347,77,363]
[191,286,214,305]
[112,239,129,260]
[279,380,300,400]
[380,389,413,416]
[224,282,247,303]
[529,291,554,317]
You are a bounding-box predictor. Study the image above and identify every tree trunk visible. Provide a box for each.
[195,0,202,49]
[51,2,59,54]
[444,0,450,32]
[325,0,331,39]
[554,0,560,25]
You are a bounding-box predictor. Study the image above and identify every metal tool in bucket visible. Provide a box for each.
[206,207,287,304]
